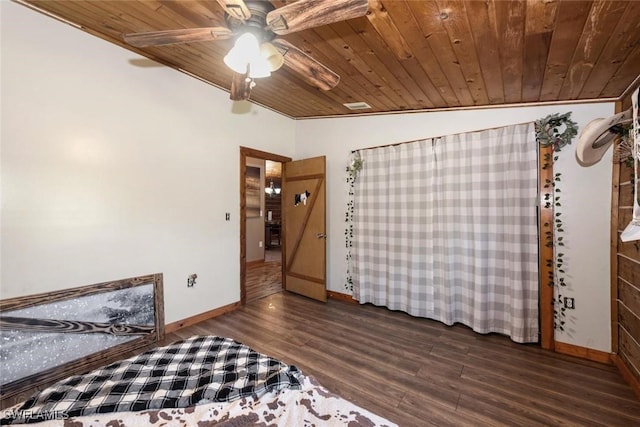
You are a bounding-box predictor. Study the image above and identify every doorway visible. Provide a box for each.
[240,147,292,305]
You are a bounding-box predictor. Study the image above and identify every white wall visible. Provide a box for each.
[295,103,615,352]
[0,2,295,323]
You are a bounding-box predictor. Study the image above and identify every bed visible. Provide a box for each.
[1,335,396,426]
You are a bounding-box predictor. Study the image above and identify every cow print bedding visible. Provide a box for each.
[2,336,396,426]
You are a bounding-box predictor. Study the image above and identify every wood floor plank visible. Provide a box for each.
[460,367,635,426]
[398,392,486,427]
[245,250,282,303]
[100,292,640,426]
[458,371,596,426]
[466,345,639,398]
[456,392,551,427]
[307,337,463,410]
[316,376,436,427]
[294,323,425,375]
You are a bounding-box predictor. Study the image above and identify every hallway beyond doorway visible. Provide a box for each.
[246,248,282,302]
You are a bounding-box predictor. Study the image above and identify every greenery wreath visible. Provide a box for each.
[535,112,578,152]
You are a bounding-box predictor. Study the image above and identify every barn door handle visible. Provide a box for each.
[316,233,327,239]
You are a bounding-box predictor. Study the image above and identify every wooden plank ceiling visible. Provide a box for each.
[18,0,640,119]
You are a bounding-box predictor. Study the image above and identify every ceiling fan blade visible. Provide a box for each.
[216,0,251,21]
[267,0,369,35]
[272,39,340,91]
[123,27,232,47]
[230,72,252,101]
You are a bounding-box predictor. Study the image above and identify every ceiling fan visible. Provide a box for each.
[123,0,370,101]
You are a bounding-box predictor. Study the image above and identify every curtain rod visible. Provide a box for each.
[350,120,535,153]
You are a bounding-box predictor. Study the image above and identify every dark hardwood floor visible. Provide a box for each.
[245,248,282,303]
[162,291,640,427]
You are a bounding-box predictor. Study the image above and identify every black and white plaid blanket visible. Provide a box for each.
[2,336,301,425]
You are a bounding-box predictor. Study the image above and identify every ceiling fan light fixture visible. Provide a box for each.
[248,60,271,78]
[223,32,260,74]
[260,42,284,72]
[124,0,370,102]
[224,32,274,78]
[223,50,249,74]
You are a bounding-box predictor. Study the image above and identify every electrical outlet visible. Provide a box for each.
[563,297,575,310]
[259,241,263,248]
[225,213,230,221]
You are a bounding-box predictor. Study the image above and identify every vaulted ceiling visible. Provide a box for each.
[17,0,640,119]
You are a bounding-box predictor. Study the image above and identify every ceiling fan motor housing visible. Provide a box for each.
[224,0,276,43]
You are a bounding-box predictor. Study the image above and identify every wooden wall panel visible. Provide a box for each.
[619,327,640,381]
[619,302,640,346]
[612,146,621,357]
[619,239,640,260]
[619,256,640,287]
[619,280,640,318]
[619,208,633,232]
[619,182,634,205]
[618,280,640,314]
[613,90,640,393]
[620,163,634,183]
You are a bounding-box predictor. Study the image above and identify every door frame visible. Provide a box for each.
[239,146,292,305]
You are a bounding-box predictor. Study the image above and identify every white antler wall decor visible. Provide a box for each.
[621,87,640,242]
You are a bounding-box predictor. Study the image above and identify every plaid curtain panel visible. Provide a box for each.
[352,123,539,343]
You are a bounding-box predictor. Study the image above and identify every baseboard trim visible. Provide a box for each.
[554,341,613,365]
[327,290,359,304]
[246,259,265,267]
[612,354,640,400]
[165,301,241,334]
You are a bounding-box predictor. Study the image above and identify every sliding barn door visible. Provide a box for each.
[282,156,327,302]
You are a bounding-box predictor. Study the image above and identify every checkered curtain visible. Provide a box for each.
[352,123,539,343]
